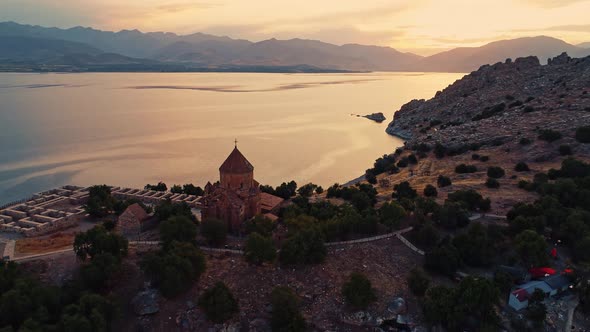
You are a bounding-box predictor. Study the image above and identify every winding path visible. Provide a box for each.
[6,227,419,262]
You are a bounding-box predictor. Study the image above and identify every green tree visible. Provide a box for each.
[84,185,115,218]
[425,242,461,276]
[393,181,417,200]
[154,200,195,221]
[296,183,318,198]
[144,182,167,191]
[244,215,275,237]
[342,272,377,309]
[182,184,204,196]
[140,241,206,298]
[515,230,548,266]
[270,287,306,332]
[198,282,238,323]
[200,218,227,247]
[244,233,276,265]
[73,226,128,261]
[170,184,183,194]
[378,201,406,230]
[433,202,470,229]
[408,268,430,296]
[279,228,326,265]
[159,216,197,247]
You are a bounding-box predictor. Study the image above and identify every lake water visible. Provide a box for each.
[0,72,463,205]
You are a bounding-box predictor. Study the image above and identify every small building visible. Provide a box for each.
[508,275,573,311]
[543,274,572,294]
[116,203,154,237]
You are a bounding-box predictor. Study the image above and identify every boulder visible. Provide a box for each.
[364,112,387,123]
[131,289,160,316]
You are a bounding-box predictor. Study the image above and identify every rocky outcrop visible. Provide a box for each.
[364,112,387,123]
[386,53,590,149]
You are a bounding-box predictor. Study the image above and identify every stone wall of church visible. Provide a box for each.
[220,172,254,190]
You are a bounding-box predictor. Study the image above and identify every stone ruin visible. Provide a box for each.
[0,185,202,237]
[0,185,88,237]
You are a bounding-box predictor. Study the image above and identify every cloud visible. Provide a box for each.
[518,0,588,8]
[157,1,219,13]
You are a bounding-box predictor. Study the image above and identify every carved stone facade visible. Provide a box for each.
[201,146,262,233]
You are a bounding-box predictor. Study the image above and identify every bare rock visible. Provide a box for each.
[131,289,160,316]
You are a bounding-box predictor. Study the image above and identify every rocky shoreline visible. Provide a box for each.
[385,53,590,148]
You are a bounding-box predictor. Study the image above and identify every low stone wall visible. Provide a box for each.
[325,227,413,247]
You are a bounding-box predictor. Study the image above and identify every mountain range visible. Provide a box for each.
[1,21,589,73]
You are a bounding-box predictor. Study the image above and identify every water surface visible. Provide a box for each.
[0,72,463,204]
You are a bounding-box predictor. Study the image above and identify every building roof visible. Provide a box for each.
[260,192,284,212]
[511,288,530,303]
[219,147,254,174]
[121,203,149,222]
[543,274,571,290]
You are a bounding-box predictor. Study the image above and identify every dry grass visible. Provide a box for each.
[15,232,74,254]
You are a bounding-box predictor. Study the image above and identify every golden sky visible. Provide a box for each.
[2,0,590,55]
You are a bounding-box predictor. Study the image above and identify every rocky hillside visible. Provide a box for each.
[380,53,590,213]
[387,53,590,150]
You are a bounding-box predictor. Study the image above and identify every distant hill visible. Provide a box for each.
[0,36,101,61]
[1,22,590,73]
[0,21,421,71]
[578,42,590,49]
[411,36,590,72]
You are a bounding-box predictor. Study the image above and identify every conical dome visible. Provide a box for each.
[219,147,254,174]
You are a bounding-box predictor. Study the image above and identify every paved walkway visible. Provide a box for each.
[2,240,15,260]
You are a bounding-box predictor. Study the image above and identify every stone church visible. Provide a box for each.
[201,145,263,232]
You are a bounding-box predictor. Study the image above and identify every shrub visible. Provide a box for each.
[559,145,573,156]
[472,103,506,121]
[424,184,438,197]
[408,154,418,164]
[397,157,409,168]
[538,129,562,142]
[447,189,490,211]
[487,166,505,178]
[485,178,500,188]
[393,181,418,200]
[407,268,430,296]
[437,175,452,187]
[576,126,590,143]
[519,137,532,145]
[198,282,238,323]
[200,219,227,247]
[244,233,276,265]
[479,155,490,162]
[342,273,377,309]
[523,105,536,113]
[509,100,523,108]
[471,153,480,160]
[270,287,306,332]
[434,143,446,158]
[514,162,530,172]
[455,164,478,174]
